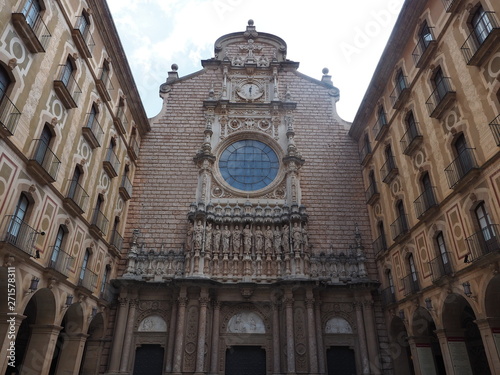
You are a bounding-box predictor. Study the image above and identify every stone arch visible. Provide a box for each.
[389,315,415,375]
[325,316,353,334]
[138,315,168,332]
[484,273,500,318]
[227,311,265,334]
[80,313,106,375]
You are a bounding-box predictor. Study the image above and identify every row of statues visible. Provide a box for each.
[188,220,309,257]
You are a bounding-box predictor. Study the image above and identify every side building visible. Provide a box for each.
[0,0,149,374]
[350,0,500,374]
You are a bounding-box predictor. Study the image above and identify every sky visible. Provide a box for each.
[106,0,405,122]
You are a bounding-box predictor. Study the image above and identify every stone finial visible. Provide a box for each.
[167,64,179,83]
[321,68,333,85]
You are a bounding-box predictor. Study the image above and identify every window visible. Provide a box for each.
[397,200,408,233]
[363,133,371,154]
[472,6,493,44]
[475,203,496,245]
[421,172,436,207]
[34,125,52,165]
[77,12,90,37]
[79,249,90,282]
[436,232,449,266]
[378,106,387,126]
[86,103,98,129]
[60,58,74,87]
[22,0,41,28]
[68,166,82,200]
[408,254,418,283]
[100,265,110,294]
[219,139,279,191]
[396,69,407,92]
[7,194,30,240]
[419,21,433,49]
[101,59,110,82]
[378,221,387,251]
[387,270,395,294]
[405,111,419,139]
[385,145,396,170]
[454,134,474,175]
[433,67,448,101]
[50,225,65,264]
[0,65,11,100]
[93,195,103,220]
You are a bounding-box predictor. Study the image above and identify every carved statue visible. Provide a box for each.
[274,225,282,254]
[243,224,252,255]
[292,222,302,252]
[213,224,222,255]
[205,222,213,253]
[282,224,290,253]
[193,220,203,251]
[254,225,264,255]
[222,225,231,255]
[232,225,242,255]
[264,225,273,255]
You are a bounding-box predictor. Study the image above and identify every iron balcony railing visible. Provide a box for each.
[100,283,116,303]
[91,209,109,236]
[400,122,422,155]
[414,187,438,219]
[489,114,500,146]
[83,113,104,147]
[381,156,398,183]
[412,27,436,66]
[425,77,455,116]
[390,214,409,241]
[66,179,89,213]
[429,253,453,282]
[359,142,372,164]
[120,175,133,201]
[74,15,95,55]
[78,268,98,292]
[12,4,51,52]
[444,148,478,189]
[402,273,420,296]
[54,64,82,106]
[104,147,120,177]
[110,229,124,251]
[0,215,38,256]
[390,76,409,108]
[373,234,388,257]
[466,224,500,262]
[461,11,500,64]
[30,139,61,181]
[372,113,388,140]
[441,0,462,12]
[115,106,129,134]
[381,286,396,306]
[128,137,140,160]
[48,247,74,277]
[0,92,21,135]
[365,181,378,204]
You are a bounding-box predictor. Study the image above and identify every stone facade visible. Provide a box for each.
[350,0,500,374]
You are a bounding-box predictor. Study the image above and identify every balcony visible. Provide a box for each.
[100,283,116,303]
[372,113,389,141]
[426,77,456,119]
[489,114,500,146]
[113,106,129,135]
[390,215,409,241]
[402,274,420,296]
[119,175,133,201]
[444,148,479,189]
[365,181,379,205]
[127,137,140,161]
[27,139,60,184]
[71,16,95,59]
[0,93,22,136]
[110,229,124,252]
[11,8,51,53]
[0,215,39,257]
[461,12,500,66]
[82,113,104,149]
[381,287,396,307]
[414,187,438,220]
[373,235,388,257]
[466,224,500,262]
[90,209,109,238]
[400,123,423,155]
[78,268,98,293]
[390,77,410,110]
[441,0,463,13]
[103,148,120,178]
[95,71,114,102]
[381,157,398,184]
[429,253,453,282]
[63,179,89,216]
[412,28,437,68]
[53,65,81,109]
[47,247,74,277]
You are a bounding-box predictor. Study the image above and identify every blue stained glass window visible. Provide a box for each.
[219,140,279,191]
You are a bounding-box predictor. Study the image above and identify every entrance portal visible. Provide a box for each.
[327,346,357,375]
[225,346,266,375]
[132,345,164,375]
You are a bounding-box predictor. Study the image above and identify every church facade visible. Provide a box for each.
[109,21,388,375]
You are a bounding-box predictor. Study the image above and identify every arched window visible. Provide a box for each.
[471,5,493,44]
[0,65,11,100]
[407,254,419,293]
[50,225,65,266]
[432,67,448,101]
[60,57,75,87]
[418,21,433,49]
[100,265,111,295]
[68,165,82,200]
[7,193,30,240]
[436,232,450,271]
[454,133,474,176]
[376,221,387,253]
[405,111,419,139]
[475,203,497,252]
[421,172,436,208]
[378,105,387,126]
[22,0,42,28]
[79,249,90,283]
[396,200,408,234]
[396,69,407,92]
[387,269,395,294]
[77,11,91,37]
[33,124,53,166]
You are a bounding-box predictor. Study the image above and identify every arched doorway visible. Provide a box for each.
[79,312,105,375]
[389,316,415,375]
[481,275,500,372]
[442,293,491,375]
[411,307,445,374]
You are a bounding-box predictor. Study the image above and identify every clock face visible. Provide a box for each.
[237,82,263,100]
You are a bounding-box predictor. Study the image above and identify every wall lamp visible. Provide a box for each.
[398,309,405,320]
[425,297,433,310]
[28,277,40,293]
[463,281,473,298]
[63,294,74,309]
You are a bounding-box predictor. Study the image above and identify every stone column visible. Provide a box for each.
[166,300,178,372]
[284,289,296,374]
[315,297,325,374]
[434,329,455,375]
[355,302,370,375]
[173,288,188,374]
[306,290,318,374]
[120,298,138,372]
[108,296,129,373]
[20,324,62,375]
[406,336,423,375]
[363,299,381,374]
[210,300,221,375]
[475,318,500,374]
[272,297,281,374]
[195,288,210,374]
[55,332,89,374]
[0,313,26,375]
